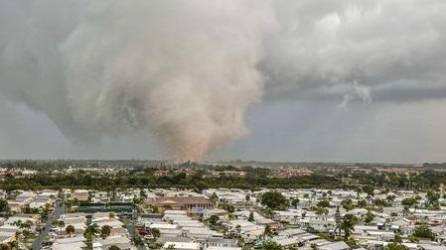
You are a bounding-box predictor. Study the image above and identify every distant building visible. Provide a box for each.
[72,189,89,202]
[148,197,213,211]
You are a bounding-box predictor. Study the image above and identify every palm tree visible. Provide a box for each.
[335,206,342,236]
[85,223,99,236]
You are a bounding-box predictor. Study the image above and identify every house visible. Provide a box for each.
[59,213,87,234]
[148,197,213,211]
[29,193,54,209]
[163,210,223,241]
[51,235,87,250]
[225,220,265,241]
[72,190,89,202]
[234,211,275,226]
[203,189,254,207]
[203,238,238,248]
[93,235,134,250]
[273,229,319,248]
[353,225,395,242]
[418,244,446,250]
[274,209,302,224]
[203,209,228,220]
[0,226,16,245]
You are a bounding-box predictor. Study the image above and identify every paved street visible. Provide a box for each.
[127,208,146,250]
[32,199,65,250]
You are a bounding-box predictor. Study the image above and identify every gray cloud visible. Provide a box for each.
[263,0,446,102]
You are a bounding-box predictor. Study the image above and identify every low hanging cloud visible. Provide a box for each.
[1,0,446,160]
[338,82,372,109]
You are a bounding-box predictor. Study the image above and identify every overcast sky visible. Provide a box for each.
[1,0,446,163]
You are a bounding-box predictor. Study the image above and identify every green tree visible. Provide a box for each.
[165,244,176,250]
[57,220,65,227]
[426,190,440,209]
[374,198,389,207]
[341,214,358,240]
[413,224,434,240]
[210,192,219,204]
[208,215,219,225]
[364,210,375,224]
[291,198,299,208]
[151,228,160,238]
[264,225,273,237]
[84,223,99,244]
[394,234,402,243]
[357,199,367,208]
[101,225,112,239]
[387,195,396,203]
[386,243,408,250]
[248,211,255,222]
[262,240,283,250]
[261,191,289,211]
[0,199,9,213]
[362,186,375,196]
[401,197,417,207]
[65,225,75,235]
[315,207,328,215]
[317,199,330,208]
[108,246,120,250]
[341,199,354,211]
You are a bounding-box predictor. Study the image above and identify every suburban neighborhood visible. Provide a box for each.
[1,161,446,250]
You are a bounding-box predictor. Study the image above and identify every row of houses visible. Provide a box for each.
[7,190,57,212]
[51,212,134,250]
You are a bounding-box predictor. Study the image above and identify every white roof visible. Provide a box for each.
[150,223,178,229]
[54,236,86,244]
[52,242,85,250]
[229,220,254,227]
[274,236,301,246]
[96,235,130,246]
[319,241,350,250]
[164,210,188,215]
[419,244,446,250]
[164,241,200,250]
[205,247,241,250]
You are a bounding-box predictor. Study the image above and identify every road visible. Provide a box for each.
[127,208,147,250]
[32,199,65,250]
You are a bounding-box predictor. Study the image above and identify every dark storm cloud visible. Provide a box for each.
[1,0,446,160]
